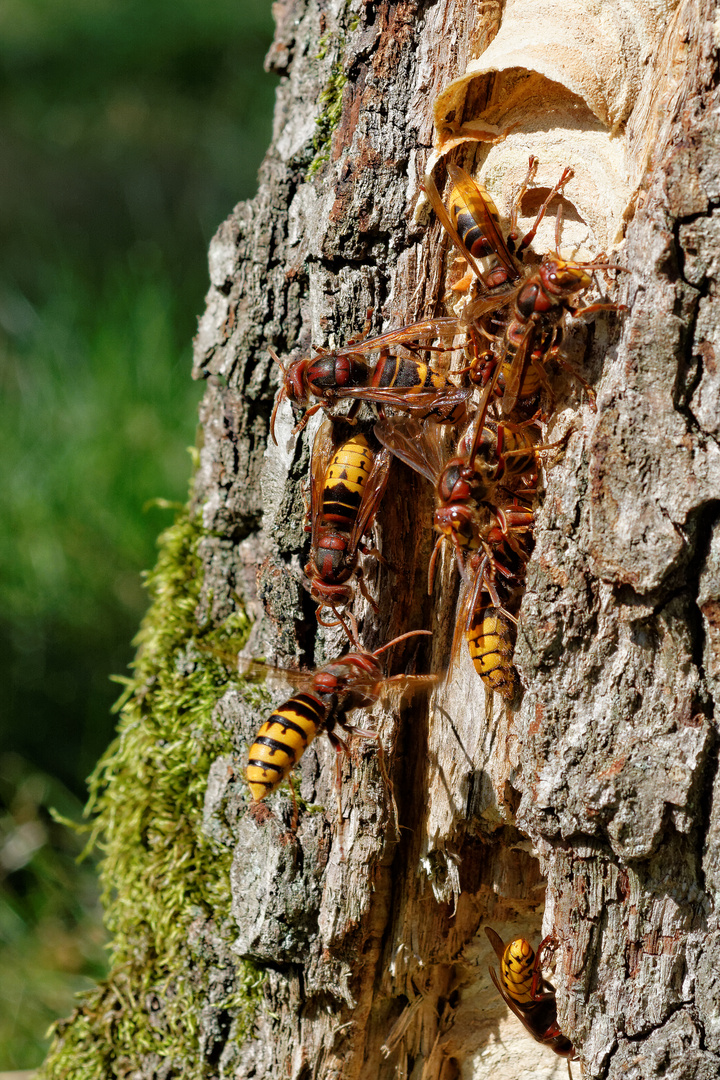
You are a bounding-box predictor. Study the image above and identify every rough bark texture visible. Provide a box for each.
[190,1,720,1078]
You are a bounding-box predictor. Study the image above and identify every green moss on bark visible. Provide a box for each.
[307,59,348,177]
[40,506,262,1080]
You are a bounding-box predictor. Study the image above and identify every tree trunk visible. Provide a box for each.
[46,1,720,1078]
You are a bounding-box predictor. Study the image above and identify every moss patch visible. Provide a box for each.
[40,506,262,1079]
[307,59,348,178]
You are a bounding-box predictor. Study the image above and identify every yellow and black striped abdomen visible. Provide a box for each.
[373,355,445,393]
[466,606,518,700]
[505,358,542,402]
[501,937,536,1005]
[322,434,373,527]
[503,426,540,478]
[448,184,503,259]
[246,692,328,801]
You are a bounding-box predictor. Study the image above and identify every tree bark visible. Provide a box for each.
[191,1,720,1078]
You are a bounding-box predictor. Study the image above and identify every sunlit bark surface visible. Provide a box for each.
[192,1,720,1076]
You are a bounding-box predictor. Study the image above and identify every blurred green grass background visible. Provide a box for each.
[0,0,275,1068]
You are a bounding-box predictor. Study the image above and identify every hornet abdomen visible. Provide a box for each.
[322,433,375,529]
[500,936,536,1005]
[246,691,330,801]
[465,606,519,700]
